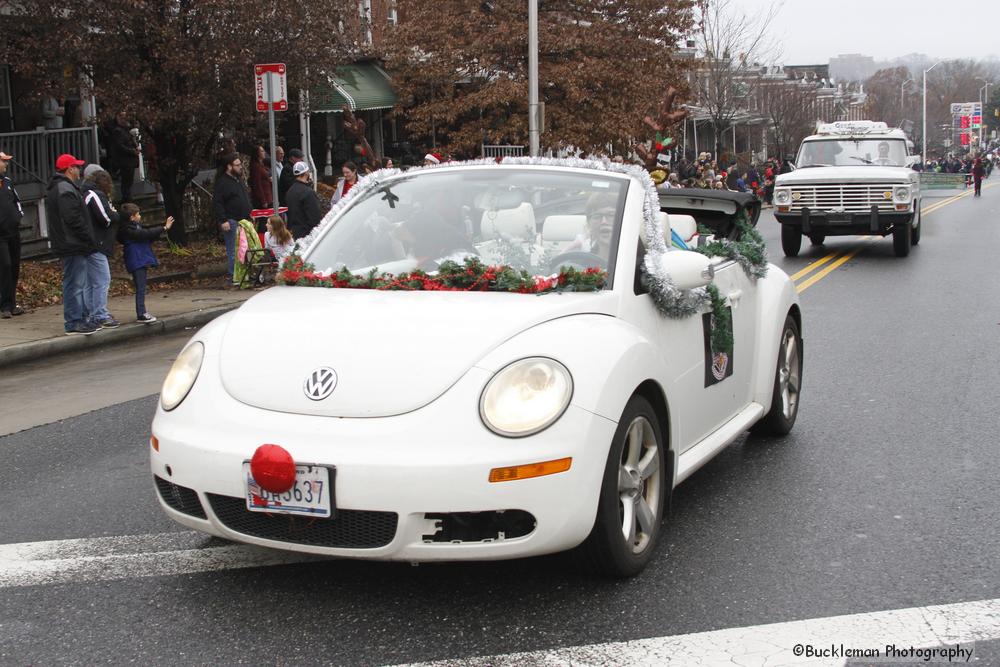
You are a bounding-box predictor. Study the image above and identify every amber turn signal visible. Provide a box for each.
[150,435,159,452]
[489,457,572,483]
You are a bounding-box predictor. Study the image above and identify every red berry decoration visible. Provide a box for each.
[250,444,297,493]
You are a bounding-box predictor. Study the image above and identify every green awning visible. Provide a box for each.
[311,62,396,113]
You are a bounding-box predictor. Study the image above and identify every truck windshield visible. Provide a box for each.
[796,139,908,168]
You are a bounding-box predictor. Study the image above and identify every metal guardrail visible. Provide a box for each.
[0,127,99,187]
[482,144,525,158]
[919,172,969,190]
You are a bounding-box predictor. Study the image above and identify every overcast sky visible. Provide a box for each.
[734,0,1000,64]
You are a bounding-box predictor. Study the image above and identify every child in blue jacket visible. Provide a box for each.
[117,203,173,323]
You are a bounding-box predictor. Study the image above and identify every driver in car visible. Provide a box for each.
[874,141,893,165]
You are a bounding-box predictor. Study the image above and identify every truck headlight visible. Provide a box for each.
[480,358,573,437]
[161,342,204,411]
[893,186,911,202]
[774,188,791,204]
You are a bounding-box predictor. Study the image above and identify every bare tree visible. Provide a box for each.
[864,66,912,127]
[693,0,782,157]
[924,60,1000,155]
[758,80,815,160]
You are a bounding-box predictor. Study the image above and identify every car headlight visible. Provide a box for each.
[893,186,911,202]
[480,358,573,437]
[774,189,791,204]
[161,342,205,411]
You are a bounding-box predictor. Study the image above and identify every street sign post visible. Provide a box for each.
[255,63,287,213]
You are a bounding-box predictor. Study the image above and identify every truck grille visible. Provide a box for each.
[789,184,898,213]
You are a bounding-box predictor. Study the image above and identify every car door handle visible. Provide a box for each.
[726,290,742,308]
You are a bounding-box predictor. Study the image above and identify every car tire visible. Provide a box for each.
[781,225,802,257]
[911,209,921,246]
[751,315,802,437]
[892,219,911,257]
[809,233,826,246]
[574,395,667,578]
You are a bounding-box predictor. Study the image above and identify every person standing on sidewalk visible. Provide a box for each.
[118,203,173,323]
[286,162,322,240]
[82,166,120,328]
[212,153,252,283]
[277,148,304,206]
[249,145,272,209]
[45,153,99,336]
[111,112,140,202]
[0,150,25,318]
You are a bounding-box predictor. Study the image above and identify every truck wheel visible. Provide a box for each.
[781,225,802,257]
[752,315,802,437]
[911,209,921,246]
[809,233,826,246]
[574,396,667,578]
[893,220,911,257]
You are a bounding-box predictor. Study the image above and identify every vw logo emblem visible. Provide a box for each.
[303,367,338,401]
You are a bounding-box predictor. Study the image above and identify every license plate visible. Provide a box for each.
[243,463,334,518]
[827,212,851,223]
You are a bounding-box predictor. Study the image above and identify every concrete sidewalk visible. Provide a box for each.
[0,288,253,367]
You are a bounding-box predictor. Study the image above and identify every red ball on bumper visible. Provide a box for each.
[250,444,296,493]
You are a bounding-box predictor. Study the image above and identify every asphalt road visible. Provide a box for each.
[2,184,999,666]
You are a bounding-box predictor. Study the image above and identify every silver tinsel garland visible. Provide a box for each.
[293,156,707,319]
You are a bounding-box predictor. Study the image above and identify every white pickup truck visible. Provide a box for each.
[774,121,921,257]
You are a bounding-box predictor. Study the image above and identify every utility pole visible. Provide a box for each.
[528,0,539,157]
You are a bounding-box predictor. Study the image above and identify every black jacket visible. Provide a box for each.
[112,124,139,169]
[277,161,297,206]
[82,181,119,256]
[45,173,97,257]
[286,180,322,239]
[117,218,165,244]
[0,175,23,239]
[212,172,252,224]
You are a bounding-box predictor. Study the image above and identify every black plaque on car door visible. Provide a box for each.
[702,307,734,387]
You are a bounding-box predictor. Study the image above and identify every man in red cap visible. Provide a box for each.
[45,153,100,335]
[0,150,25,318]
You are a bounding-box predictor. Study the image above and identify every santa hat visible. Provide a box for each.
[424,153,440,164]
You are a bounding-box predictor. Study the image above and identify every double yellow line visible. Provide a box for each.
[792,182,993,293]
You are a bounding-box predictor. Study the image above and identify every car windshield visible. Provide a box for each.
[796,138,908,167]
[305,168,627,283]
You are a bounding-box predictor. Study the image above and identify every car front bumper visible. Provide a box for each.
[150,365,617,562]
[775,206,914,236]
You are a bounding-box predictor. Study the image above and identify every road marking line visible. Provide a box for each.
[922,191,969,215]
[796,242,868,293]
[789,251,840,282]
[392,597,1000,666]
[0,531,326,588]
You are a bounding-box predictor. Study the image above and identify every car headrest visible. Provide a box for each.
[481,203,536,239]
[670,214,698,244]
[542,214,587,242]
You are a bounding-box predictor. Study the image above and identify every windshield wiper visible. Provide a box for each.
[799,164,833,168]
[850,156,874,164]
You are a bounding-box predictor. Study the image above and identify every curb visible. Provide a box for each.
[0,302,244,369]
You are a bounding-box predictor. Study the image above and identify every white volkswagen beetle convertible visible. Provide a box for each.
[151,158,802,577]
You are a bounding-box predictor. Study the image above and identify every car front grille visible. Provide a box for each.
[206,494,398,549]
[154,476,207,519]
[789,183,899,213]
